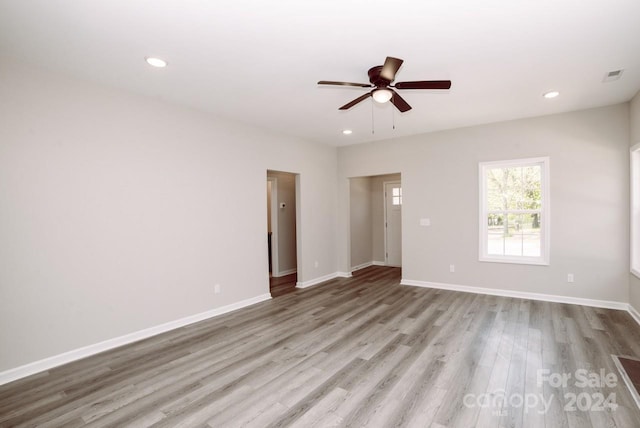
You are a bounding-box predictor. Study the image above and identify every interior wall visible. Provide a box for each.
[338,104,630,303]
[630,90,640,313]
[0,58,338,372]
[267,171,297,275]
[349,177,372,269]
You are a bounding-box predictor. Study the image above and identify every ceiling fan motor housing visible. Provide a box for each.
[368,65,390,87]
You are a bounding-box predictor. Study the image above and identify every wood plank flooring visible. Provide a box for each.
[2,266,640,427]
[270,273,297,298]
[619,357,640,395]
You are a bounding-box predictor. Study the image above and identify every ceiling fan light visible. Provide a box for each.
[372,88,393,103]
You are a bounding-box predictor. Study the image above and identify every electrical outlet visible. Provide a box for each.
[214,284,221,294]
[567,274,574,283]
[449,264,455,273]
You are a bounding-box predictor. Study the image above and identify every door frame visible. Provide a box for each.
[267,177,279,276]
[383,180,402,267]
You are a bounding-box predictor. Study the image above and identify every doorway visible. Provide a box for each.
[349,173,402,272]
[267,170,298,297]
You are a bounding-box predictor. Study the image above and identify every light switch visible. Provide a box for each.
[420,218,431,226]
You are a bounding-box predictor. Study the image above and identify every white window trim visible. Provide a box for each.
[479,157,550,266]
[631,143,640,279]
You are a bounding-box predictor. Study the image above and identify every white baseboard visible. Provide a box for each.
[296,271,351,289]
[353,260,386,270]
[629,304,640,327]
[400,279,629,310]
[296,272,337,288]
[273,268,296,278]
[351,261,372,272]
[0,293,272,386]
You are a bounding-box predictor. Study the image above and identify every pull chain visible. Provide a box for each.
[392,101,396,130]
[371,100,375,134]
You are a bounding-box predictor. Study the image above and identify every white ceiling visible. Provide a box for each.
[1,0,639,146]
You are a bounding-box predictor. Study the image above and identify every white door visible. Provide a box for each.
[384,181,402,266]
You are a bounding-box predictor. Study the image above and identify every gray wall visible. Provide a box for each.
[0,58,338,372]
[349,177,372,269]
[338,104,630,303]
[630,91,640,313]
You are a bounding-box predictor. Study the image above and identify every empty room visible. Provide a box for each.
[2,1,640,427]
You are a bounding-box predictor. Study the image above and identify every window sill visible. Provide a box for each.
[479,256,549,266]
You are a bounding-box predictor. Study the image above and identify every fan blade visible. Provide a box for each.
[339,92,372,110]
[390,90,411,112]
[318,80,372,88]
[394,80,452,90]
[380,57,404,82]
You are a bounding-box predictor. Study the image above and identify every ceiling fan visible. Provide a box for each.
[318,56,451,112]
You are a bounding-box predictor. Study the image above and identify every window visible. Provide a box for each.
[479,157,549,265]
[392,187,402,205]
[632,144,640,277]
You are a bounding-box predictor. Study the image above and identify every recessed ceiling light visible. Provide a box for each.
[543,91,560,99]
[342,129,353,135]
[145,57,167,68]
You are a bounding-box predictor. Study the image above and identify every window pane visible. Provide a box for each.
[507,167,524,210]
[392,187,400,196]
[522,213,541,257]
[487,214,505,255]
[505,213,540,257]
[503,213,523,256]
[523,233,541,256]
[522,165,542,210]
[486,167,521,210]
[392,196,400,205]
[487,213,541,257]
[486,168,506,211]
[487,165,542,211]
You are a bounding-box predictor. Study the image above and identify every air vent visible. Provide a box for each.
[603,69,624,82]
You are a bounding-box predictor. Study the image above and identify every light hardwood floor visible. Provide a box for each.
[1,266,640,427]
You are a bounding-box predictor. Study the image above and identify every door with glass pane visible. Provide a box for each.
[384,181,402,267]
